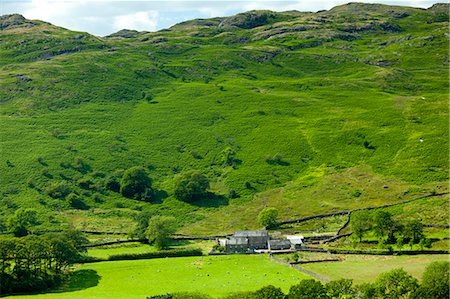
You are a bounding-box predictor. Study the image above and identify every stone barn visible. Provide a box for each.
[268,239,291,250]
[224,230,269,253]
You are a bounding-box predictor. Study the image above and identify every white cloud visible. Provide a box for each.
[113,11,159,31]
[22,0,77,20]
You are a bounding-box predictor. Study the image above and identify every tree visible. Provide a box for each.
[402,219,423,244]
[396,235,405,250]
[7,208,38,237]
[411,262,450,299]
[120,166,152,199]
[146,216,177,250]
[174,171,209,202]
[374,268,418,299]
[373,211,394,240]
[45,233,81,271]
[351,211,372,242]
[258,208,279,229]
[355,283,376,299]
[326,279,355,299]
[131,211,153,239]
[253,285,285,299]
[61,228,89,253]
[288,279,329,299]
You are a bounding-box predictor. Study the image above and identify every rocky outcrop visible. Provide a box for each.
[219,10,278,29]
[0,14,36,30]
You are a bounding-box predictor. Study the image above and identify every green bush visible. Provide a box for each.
[45,181,71,199]
[67,193,89,210]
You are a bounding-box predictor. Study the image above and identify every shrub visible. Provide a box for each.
[45,181,71,199]
[190,150,202,159]
[41,169,52,178]
[67,193,89,210]
[74,157,91,173]
[228,189,239,198]
[106,176,121,192]
[27,179,36,189]
[78,177,94,189]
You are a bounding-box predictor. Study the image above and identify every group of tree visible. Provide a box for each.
[149,262,449,299]
[109,167,211,203]
[7,208,38,237]
[0,229,88,294]
[351,210,431,249]
[131,211,178,250]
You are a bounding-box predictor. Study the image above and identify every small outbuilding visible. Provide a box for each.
[286,235,304,249]
[268,239,291,250]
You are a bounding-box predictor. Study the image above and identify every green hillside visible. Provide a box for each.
[0,3,448,235]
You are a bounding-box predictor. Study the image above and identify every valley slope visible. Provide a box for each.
[0,3,448,235]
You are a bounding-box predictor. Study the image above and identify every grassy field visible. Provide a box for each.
[87,242,156,259]
[7,255,311,298]
[301,254,450,283]
[87,240,215,258]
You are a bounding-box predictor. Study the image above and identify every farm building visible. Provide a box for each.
[268,239,291,250]
[286,235,304,249]
[224,230,269,253]
[234,230,269,249]
[221,231,304,253]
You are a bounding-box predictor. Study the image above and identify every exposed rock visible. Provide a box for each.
[0,14,36,30]
[428,3,450,13]
[16,74,32,83]
[106,29,144,38]
[219,10,278,29]
[171,17,224,29]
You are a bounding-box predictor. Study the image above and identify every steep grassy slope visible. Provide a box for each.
[0,4,448,235]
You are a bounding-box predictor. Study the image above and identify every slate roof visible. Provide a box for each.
[227,237,248,245]
[234,230,269,238]
[269,239,291,246]
[286,235,304,245]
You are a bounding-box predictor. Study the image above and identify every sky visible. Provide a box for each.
[0,0,441,36]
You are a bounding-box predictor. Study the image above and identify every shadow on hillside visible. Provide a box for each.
[54,269,101,293]
[192,192,229,208]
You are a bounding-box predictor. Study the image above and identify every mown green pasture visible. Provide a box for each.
[301,254,450,283]
[8,255,311,299]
